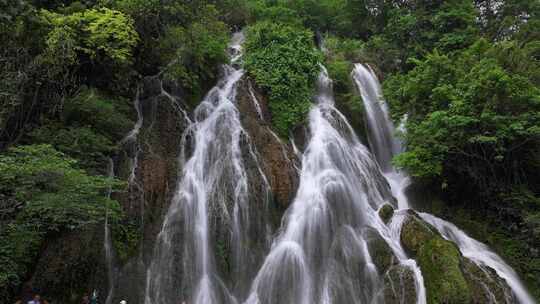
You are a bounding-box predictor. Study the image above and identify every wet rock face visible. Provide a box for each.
[22,231,105,303]
[111,87,189,303]
[364,227,396,274]
[462,258,517,304]
[236,77,299,210]
[383,264,417,304]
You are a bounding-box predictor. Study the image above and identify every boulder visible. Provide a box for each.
[400,211,473,303]
[418,237,472,304]
[400,211,438,256]
[364,228,396,274]
[378,203,394,224]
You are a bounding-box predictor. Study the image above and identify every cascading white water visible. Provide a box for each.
[352,62,535,304]
[352,63,411,210]
[244,66,428,304]
[144,32,272,304]
[122,89,144,188]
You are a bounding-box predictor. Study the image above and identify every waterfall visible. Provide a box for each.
[144,32,272,304]
[244,66,426,304]
[104,158,117,304]
[122,89,144,188]
[352,62,534,304]
[138,33,535,304]
[352,63,411,210]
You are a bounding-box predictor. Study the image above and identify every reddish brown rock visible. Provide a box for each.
[236,77,299,209]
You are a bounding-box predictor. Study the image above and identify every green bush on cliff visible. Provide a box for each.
[0,144,123,297]
[40,7,139,68]
[26,88,134,172]
[111,219,142,264]
[244,21,322,136]
[324,35,367,138]
[159,5,229,103]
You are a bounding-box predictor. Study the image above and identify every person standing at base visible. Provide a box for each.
[90,290,98,304]
[27,294,41,304]
[81,294,90,304]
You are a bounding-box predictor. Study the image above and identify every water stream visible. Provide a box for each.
[144,32,272,304]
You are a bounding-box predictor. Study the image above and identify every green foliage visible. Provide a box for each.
[246,0,303,25]
[0,144,122,230]
[0,144,122,296]
[244,21,322,135]
[0,224,42,298]
[476,0,540,42]
[324,35,366,107]
[386,40,540,191]
[40,7,139,70]
[160,5,229,101]
[246,0,385,37]
[364,0,478,73]
[27,88,133,171]
[111,219,141,264]
[63,88,134,140]
[29,125,115,171]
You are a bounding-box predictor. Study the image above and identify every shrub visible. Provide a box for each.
[244,21,322,136]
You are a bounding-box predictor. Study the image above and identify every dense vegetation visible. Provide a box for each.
[244,21,321,135]
[0,145,122,299]
[1,0,539,301]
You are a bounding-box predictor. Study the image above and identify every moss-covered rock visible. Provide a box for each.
[364,228,396,274]
[400,211,439,256]
[400,211,480,303]
[378,204,394,224]
[418,237,472,304]
[383,264,417,304]
[461,258,516,303]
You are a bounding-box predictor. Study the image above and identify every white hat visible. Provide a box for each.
[120,301,127,304]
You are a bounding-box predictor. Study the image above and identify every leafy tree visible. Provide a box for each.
[385,40,540,195]
[246,0,304,25]
[475,0,540,42]
[324,35,367,136]
[244,21,322,135]
[365,0,478,73]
